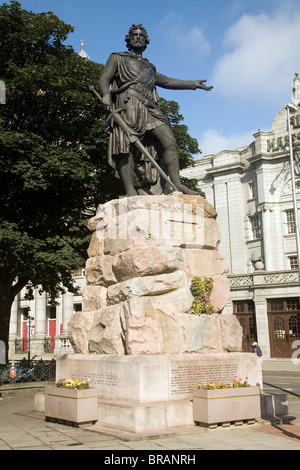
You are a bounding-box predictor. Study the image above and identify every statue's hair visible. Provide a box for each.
[125,24,150,50]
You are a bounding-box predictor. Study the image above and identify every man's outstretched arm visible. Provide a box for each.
[155,72,213,91]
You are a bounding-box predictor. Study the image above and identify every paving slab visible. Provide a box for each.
[1,378,300,451]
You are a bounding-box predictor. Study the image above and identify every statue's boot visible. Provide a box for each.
[175,183,198,195]
[166,160,198,195]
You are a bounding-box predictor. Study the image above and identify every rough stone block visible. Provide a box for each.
[112,246,184,282]
[88,304,125,355]
[82,286,107,312]
[87,231,104,258]
[210,274,231,313]
[85,255,117,287]
[68,311,95,354]
[184,249,226,280]
[107,270,186,304]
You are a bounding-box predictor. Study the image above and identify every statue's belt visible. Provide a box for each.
[123,87,157,110]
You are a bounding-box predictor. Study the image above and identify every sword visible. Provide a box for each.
[89,85,178,192]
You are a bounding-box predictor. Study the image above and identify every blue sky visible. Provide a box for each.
[16,0,300,157]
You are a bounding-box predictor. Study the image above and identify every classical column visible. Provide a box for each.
[9,296,19,356]
[34,289,47,336]
[260,205,274,272]
[253,295,271,358]
[9,296,19,337]
[61,292,74,335]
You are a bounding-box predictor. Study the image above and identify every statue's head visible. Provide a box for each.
[125,24,150,52]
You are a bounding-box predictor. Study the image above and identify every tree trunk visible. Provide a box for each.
[0,297,13,364]
[0,276,28,364]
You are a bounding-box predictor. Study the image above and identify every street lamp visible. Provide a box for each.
[285,103,300,282]
[26,315,34,363]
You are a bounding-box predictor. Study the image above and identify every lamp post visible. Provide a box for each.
[27,317,31,363]
[286,103,300,282]
[26,315,34,363]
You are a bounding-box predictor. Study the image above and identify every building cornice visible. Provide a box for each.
[247,151,289,165]
[206,162,245,177]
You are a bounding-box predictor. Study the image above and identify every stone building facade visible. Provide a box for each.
[181,75,300,359]
[8,271,86,359]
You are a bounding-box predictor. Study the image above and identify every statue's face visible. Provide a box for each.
[128,28,148,50]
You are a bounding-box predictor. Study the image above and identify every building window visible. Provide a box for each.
[289,255,298,270]
[289,315,300,338]
[74,303,82,312]
[268,299,284,311]
[286,209,296,234]
[49,306,56,319]
[268,298,299,311]
[233,300,255,313]
[249,214,260,239]
[72,268,84,277]
[248,182,255,199]
[286,299,299,310]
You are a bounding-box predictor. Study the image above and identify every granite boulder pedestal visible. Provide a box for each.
[58,194,262,433]
[68,194,236,356]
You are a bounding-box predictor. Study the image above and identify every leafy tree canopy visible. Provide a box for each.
[0,1,202,359]
[0,1,109,357]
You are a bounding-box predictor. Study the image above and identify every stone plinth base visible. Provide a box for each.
[56,353,262,433]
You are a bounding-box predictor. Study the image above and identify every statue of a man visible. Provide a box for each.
[99,24,213,196]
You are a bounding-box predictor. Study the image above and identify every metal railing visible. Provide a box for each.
[0,359,56,384]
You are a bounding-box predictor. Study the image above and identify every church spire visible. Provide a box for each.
[78,39,90,60]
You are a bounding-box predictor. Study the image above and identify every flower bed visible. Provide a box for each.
[44,378,98,427]
[193,379,261,428]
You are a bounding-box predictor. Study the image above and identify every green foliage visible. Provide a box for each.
[180,177,206,198]
[0,1,204,338]
[0,1,110,315]
[158,97,201,169]
[158,97,204,197]
[190,277,215,315]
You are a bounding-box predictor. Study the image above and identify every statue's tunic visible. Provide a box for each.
[103,53,171,183]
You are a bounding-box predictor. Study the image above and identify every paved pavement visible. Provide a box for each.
[0,361,300,452]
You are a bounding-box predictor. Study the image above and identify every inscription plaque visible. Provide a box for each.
[170,362,239,397]
[72,370,118,387]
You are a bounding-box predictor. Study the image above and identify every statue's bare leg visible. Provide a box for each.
[118,154,138,197]
[150,125,198,195]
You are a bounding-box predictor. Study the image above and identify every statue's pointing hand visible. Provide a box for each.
[195,80,213,91]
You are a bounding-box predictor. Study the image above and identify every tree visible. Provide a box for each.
[158,98,205,196]
[0,1,109,361]
[0,2,203,362]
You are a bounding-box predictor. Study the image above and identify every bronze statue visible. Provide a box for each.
[98,24,213,196]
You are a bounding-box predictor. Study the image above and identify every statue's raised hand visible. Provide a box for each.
[195,80,213,91]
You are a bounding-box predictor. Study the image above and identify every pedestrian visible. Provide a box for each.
[252,341,262,357]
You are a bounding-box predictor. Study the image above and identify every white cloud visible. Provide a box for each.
[213,9,300,102]
[176,27,211,57]
[198,128,255,155]
[161,11,211,58]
